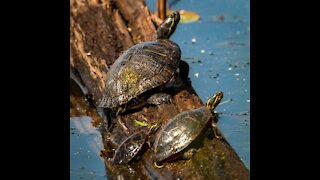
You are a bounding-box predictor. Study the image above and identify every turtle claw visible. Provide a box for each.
[214,134,222,140]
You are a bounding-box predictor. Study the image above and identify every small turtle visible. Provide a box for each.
[112,124,160,164]
[153,91,224,164]
[97,11,181,117]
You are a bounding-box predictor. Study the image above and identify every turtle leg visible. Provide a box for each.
[97,107,116,132]
[211,121,222,140]
[178,60,191,85]
[182,148,197,160]
[164,60,190,90]
[115,106,125,117]
[147,93,173,105]
[96,107,109,131]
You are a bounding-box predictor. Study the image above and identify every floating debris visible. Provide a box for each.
[216,41,246,47]
[211,15,225,22]
[167,10,200,23]
[191,37,196,44]
[220,111,250,116]
[208,51,214,56]
[219,99,233,105]
[183,57,201,63]
[210,73,219,79]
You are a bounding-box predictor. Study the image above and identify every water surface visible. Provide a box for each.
[147,0,250,169]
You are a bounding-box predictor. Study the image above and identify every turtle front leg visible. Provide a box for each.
[147,93,173,105]
[211,121,222,140]
[97,107,116,132]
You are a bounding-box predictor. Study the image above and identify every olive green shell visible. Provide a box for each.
[154,106,212,162]
[97,39,181,108]
[112,131,147,164]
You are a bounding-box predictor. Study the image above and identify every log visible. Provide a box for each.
[70,0,250,179]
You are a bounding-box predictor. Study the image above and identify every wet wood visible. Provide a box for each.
[70,0,249,179]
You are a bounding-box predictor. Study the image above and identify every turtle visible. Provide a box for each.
[111,124,160,164]
[153,91,224,164]
[97,11,182,119]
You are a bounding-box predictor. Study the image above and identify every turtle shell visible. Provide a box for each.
[153,106,212,162]
[97,39,181,108]
[112,130,147,164]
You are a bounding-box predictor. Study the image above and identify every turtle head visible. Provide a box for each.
[156,11,180,39]
[205,91,224,111]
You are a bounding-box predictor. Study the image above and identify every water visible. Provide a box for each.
[70,116,107,179]
[146,0,250,169]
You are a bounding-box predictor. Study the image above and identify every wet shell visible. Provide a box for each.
[97,40,181,109]
[112,131,147,164]
[154,106,212,162]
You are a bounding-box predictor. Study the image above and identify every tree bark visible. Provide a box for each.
[70,0,249,179]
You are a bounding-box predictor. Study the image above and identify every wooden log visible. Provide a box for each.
[70,0,249,179]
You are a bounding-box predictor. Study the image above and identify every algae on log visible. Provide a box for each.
[70,0,250,179]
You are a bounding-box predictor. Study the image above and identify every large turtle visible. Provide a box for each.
[97,11,181,118]
[153,91,224,164]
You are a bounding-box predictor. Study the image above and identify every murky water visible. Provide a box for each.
[147,0,250,169]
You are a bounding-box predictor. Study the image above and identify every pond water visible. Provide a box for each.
[146,0,250,169]
[70,116,107,179]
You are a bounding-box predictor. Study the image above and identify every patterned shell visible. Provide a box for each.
[112,131,147,164]
[153,106,212,162]
[97,39,181,108]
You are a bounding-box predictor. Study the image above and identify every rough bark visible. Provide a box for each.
[70,0,249,179]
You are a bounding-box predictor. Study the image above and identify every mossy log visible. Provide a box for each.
[70,0,249,179]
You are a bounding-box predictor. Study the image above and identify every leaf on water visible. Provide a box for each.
[167,10,200,23]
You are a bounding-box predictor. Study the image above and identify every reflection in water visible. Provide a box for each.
[70,116,107,180]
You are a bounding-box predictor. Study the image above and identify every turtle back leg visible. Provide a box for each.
[163,60,190,90]
[178,60,191,85]
[147,92,173,105]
